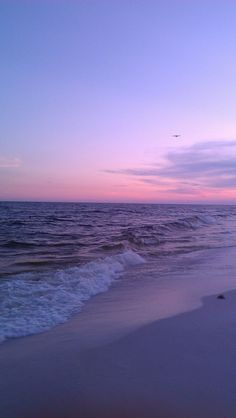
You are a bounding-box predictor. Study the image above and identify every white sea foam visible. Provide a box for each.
[0,250,145,342]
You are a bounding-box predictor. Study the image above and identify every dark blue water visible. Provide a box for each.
[1,202,236,342]
[1,202,236,276]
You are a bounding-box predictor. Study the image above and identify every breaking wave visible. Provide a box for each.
[0,250,145,343]
[121,214,221,248]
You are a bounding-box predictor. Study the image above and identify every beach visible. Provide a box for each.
[1,203,236,418]
[0,277,236,417]
[78,291,236,418]
[2,1,236,415]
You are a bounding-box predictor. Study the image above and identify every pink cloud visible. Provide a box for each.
[0,157,22,168]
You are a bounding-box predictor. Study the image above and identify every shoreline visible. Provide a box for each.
[1,289,236,418]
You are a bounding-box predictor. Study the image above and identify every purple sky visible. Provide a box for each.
[1,1,236,203]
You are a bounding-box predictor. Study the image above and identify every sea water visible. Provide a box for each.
[1,202,236,343]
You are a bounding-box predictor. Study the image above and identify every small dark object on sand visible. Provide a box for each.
[217,294,225,300]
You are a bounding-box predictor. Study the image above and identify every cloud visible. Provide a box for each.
[105,140,236,195]
[0,157,22,168]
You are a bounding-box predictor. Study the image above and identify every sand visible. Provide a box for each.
[0,288,236,418]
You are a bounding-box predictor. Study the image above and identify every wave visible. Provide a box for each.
[46,215,74,222]
[0,250,145,343]
[164,214,216,230]
[100,243,126,251]
[2,240,37,249]
[1,239,88,250]
[121,214,220,249]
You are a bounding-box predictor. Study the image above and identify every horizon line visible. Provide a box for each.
[0,199,236,206]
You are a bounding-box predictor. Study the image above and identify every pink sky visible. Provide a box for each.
[1,2,236,203]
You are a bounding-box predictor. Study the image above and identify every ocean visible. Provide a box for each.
[1,201,236,343]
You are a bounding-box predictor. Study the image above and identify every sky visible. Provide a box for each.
[1,0,236,204]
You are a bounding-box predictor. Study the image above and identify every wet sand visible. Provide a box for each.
[0,289,236,418]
